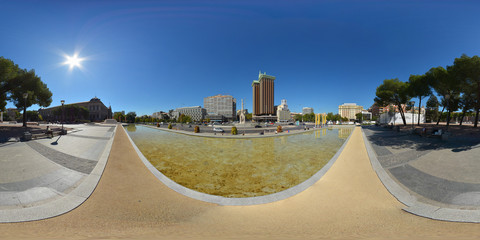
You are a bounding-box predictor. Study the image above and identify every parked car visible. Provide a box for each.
[213,127,225,133]
[254,125,262,128]
[288,123,294,125]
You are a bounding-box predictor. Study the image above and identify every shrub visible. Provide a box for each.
[194,126,200,133]
[277,125,283,133]
[168,123,172,129]
[231,126,238,135]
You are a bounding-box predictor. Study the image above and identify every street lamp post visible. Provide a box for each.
[61,100,65,134]
[22,93,28,127]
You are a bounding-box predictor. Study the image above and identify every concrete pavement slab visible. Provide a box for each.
[26,141,98,174]
[409,146,480,184]
[362,126,480,222]
[0,142,60,183]
[35,136,108,161]
[0,124,116,222]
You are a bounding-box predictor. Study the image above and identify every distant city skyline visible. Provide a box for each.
[2,1,480,116]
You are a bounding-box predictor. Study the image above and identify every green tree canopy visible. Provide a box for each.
[0,57,20,110]
[126,112,136,123]
[426,66,462,127]
[355,112,363,121]
[303,113,315,122]
[178,114,192,123]
[374,78,411,125]
[426,94,440,123]
[114,112,125,122]
[450,54,480,127]
[52,105,89,122]
[1,58,52,112]
[408,74,431,125]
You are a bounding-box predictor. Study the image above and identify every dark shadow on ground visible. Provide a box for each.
[362,125,480,153]
[51,135,62,145]
[0,125,64,143]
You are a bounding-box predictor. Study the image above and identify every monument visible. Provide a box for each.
[239,99,246,124]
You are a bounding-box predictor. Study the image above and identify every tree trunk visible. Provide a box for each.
[460,109,466,126]
[446,109,451,128]
[417,97,422,126]
[474,107,479,128]
[436,105,445,125]
[22,103,27,127]
[399,107,407,126]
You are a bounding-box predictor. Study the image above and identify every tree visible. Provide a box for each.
[374,79,411,125]
[50,105,89,123]
[408,74,431,125]
[9,69,52,126]
[458,92,475,125]
[114,112,125,122]
[294,114,302,122]
[245,113,252,121]
[303,113,315,122]
[326,112,335,121]
[426,66,462,128]
[178,114,192,123]
[0,57,20,111]
[126,112,136,123]
[355,112,363,122]
[426,95,440,123]
[1,58,52,126]
[25,110,42,122]
[451,54,480,127]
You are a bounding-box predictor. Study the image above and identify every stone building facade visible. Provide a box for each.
[171,106,207,122]
[338,103,363,120]
[204,94,236,121]
[39,97,112,122]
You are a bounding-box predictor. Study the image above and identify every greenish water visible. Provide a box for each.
[125,125,353,198]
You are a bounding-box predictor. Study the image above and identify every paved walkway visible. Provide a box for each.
[1,126,479,239]
[363,125,480,221]
[0,124,116,222]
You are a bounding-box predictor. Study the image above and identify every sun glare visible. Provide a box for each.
[63,53,84,70]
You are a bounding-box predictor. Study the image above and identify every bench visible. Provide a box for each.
[31,129,55,140]
[427,129,443,138]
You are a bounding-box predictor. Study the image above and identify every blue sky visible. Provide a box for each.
[2,0,480,116]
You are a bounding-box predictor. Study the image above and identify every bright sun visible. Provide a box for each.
[64,54,84,70]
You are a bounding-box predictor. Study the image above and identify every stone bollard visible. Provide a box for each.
[22,131,32,141]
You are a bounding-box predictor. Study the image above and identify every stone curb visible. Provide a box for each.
[140,124,352,139]
[361,127,480,223]
[123,125,354,206]
[0,125,116,223]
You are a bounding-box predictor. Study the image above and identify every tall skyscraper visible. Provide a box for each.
[252,71,275,119]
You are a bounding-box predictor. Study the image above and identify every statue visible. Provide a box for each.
[239,99,246,124]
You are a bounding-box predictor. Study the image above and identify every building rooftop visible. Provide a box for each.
[258,71,276,80]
